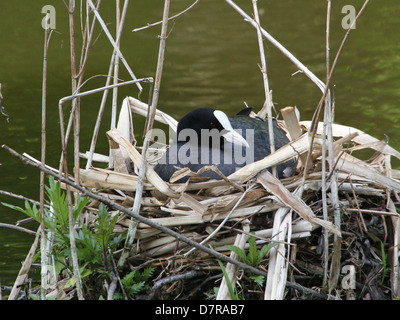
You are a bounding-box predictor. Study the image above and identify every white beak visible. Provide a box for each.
[214,110,250,148]
[222,129,250,148]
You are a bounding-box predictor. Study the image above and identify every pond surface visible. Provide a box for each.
[1,0,399,286]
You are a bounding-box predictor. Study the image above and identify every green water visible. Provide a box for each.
[1,0,399,286]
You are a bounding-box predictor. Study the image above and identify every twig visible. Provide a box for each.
[151,270,205,292]
[111,253,127,300]
[224,0,332,185]
[132,0,200,32]
[345,208,400,217]
[0,223,37,236]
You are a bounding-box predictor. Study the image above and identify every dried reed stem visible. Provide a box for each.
[264,187,300,299]
[40,12,52,300]
[60,79,152,105]
[118,0,170,268]
[321,0,331,288]
[251,0,276,178]
[65,0,83,300]
[0,223,37,236]
[67,1,80,183]
[111,0,122,132]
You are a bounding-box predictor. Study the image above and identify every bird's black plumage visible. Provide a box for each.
[154,108,296,182]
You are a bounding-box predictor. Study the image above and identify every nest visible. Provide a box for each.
[75,97,400,300]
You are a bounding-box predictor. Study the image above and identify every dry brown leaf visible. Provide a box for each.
[257,171,341,237]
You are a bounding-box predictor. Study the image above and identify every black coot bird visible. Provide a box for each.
[154,108,296,182]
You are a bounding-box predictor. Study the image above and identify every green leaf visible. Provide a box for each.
[64,277,76,289]
[93,204,119,248]
[258,243,274,260]
[217,259,240,300]
[2,201,39,222]
[120,268,155,297]
[2,201,31,216]
[248,236,258,267]
[129,282,146,295]
[134,266,155,282]
[249,275,265,286]
[141,266,155,280]
[121,271,137,285]
[225,245,248,262]
[29,294,40,300]
[64,268,93,289]
[73,193,90,222]
[2,200,57,232]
